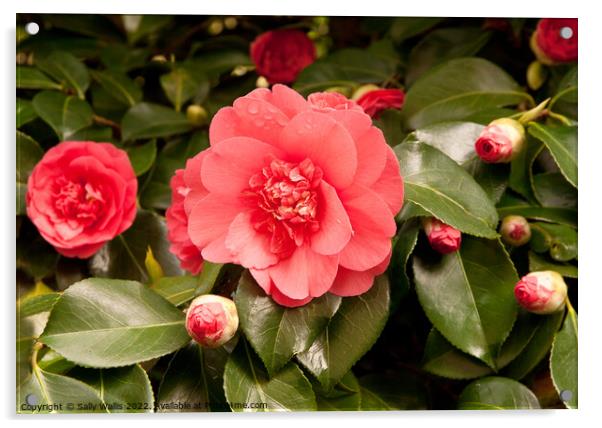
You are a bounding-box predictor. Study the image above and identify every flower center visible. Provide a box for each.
[53,176,105,226]
[245,158,323,258]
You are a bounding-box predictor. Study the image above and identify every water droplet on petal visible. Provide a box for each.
[247,102,259,115]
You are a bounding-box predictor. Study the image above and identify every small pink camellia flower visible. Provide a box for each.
[250,29,316,84]
[186,294,239,348]
[474,118,525,163]
[26,141,137,258]
[500,215,532,246]
[423,217,462,254]
[169,84,403,307]
[166,165,204,274]
[531,18,578,65]
[355,88,406,119]
[514,271,568,315]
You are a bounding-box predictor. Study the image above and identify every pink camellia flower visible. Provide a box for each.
[474,118,525,163]
[166,166,204,274]
[26,141,137,258]
[531,18,578,65]
[422,217,461,254]
[173,84,403,307]
[186,295,239,348]
[355,88,405,118]
[500,215,531,246]
[250,29,316,84]
[514,271,568,314]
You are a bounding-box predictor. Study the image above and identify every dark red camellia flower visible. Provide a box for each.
[26,141,137,258]
[250,29,316,84]
[356,89,405,118]
[534,18,578,63]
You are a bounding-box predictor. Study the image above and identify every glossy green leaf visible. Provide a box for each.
[36,51,90,99]
[528,252,577,279]
[315,371,361,411]
[528,123,577,188]
[402,58,530,129]
[359,373,428,410]
[389,219,420,306]
[100,44,150,72]
[70,365,154,412]
[89,210,183,282]
[123,15,173,45]
[550,66,577,119]
[32,91,93,139]
[224,338,317,412]
[121,102,191,142]
[17,312,50,385]
[65,125,114,142]
[533,172,577,209]
[530,222,577,262]
[388,17,445,42]
[413,236,518,368]
[160,68,205,111]
[126,140,157,176]
[509,137,543,203]
[39,278,190,368]
[374,109,405,147]
[18,293,61,318]
[235,271,341,376]
[17,99,38,127]
[43,14,124,41]
[551,304,578,409]
[395,141,499,238]
[157,342,229,412]
[16,131,43,183]
[37,349,76,375]
[152,276,197,306]
[497,203,577,228]
[187,50,251,80]
[458,377,540,410]
[17,66,61,90]
[296,276,390,391]
[90,70,143,107]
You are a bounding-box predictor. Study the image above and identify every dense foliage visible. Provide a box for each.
[16,15,577,412]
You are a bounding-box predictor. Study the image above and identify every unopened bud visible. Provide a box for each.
[224,17,238,30]
[325,86,352,97]
[256,76,270,88]
[475,118,525,163]
[186,104,208,127]
[422,217,462,254]
[151,55,167,63]
[208,20,224,36]
[527,60,547,91]
[351,84,380,101]
[514,271,567,314]
[186,295,239,348]
[500,215,531,246]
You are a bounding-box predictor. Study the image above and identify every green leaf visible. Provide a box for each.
[160,68,205,112]
[359,373,428,410]
[413,236,518,368]
[389,219,420,306]
[89,210,183,283]
[550,66,577,119]
[43,14,124,42]
[551,304,578,408]
[528,252,577,279]
[157,342,229,412]
[496,196,577,228]
[123,15,173,45]
[32,91,93,140]
[528,123,577,188]
[235,271,341,377]
[509,137,544,203]
[458,377,540,410]
[39,278,190,368]
[406,28,492,85]
[530,222,577,262]
[37,349,76,375]
[187,50,251,80]
[121,102,191,142]
[294,49,397,95]
[296,276,390,391]
[70,365,154,413]
[36,51,90,99]
[17,312,50,385]
[401,58,530,129]
[16,131,43,183]
[18,293,61,318]
[17,66,61,90]
[374,109,405,147]
[315,371,361,411]
[152,276,197,306]
[90,70,143,107]
[65,125,114,142]
[224,338,317,412]
[17,99,38,127]
[100,44,150,72]
[388,17,445,42]
[126,140,157,176]
[395,141,499,238]
[533,172,577,209]
[503,311,564,379]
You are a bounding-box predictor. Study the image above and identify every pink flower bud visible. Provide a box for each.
[500,215,531,246]
[514,271,568,315]
[185,295,239,348]
[475,118,525,163]
[422,218,462,254]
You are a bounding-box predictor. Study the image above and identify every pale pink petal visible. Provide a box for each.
[270,84,310,118]
[230,96,290,144]
[225,212,279,269]
[251,267,314,307]
[209,107,240,145]
[310,181,352,255]
[201,238,234,264]
[187,193,244,251]
[278,111,357,189]
[329,252,391,297]
[250,268,272,294]
[353,126,388,186]
[271,286,314,307]
[370,145,404,216]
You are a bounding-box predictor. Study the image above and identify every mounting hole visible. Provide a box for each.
[560,27,573,40]
[560,390,573,401]
[25,22,39,35]
[25,393,38,406]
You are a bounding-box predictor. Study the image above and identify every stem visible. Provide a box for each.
[93,114,122,139]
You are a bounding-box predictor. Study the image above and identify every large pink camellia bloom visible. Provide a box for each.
[172,86,403,307]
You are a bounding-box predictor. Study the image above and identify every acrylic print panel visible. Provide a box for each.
[16,13,577,413]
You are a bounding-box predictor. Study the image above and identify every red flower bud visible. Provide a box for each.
[355,88,405,118]
[514,271,568,314]
[185,295,239,348]
[250,29,316,84]
[531,18,578,65]
[500,215,531,246]
[423,218,461,254]
[475,118,525,163]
